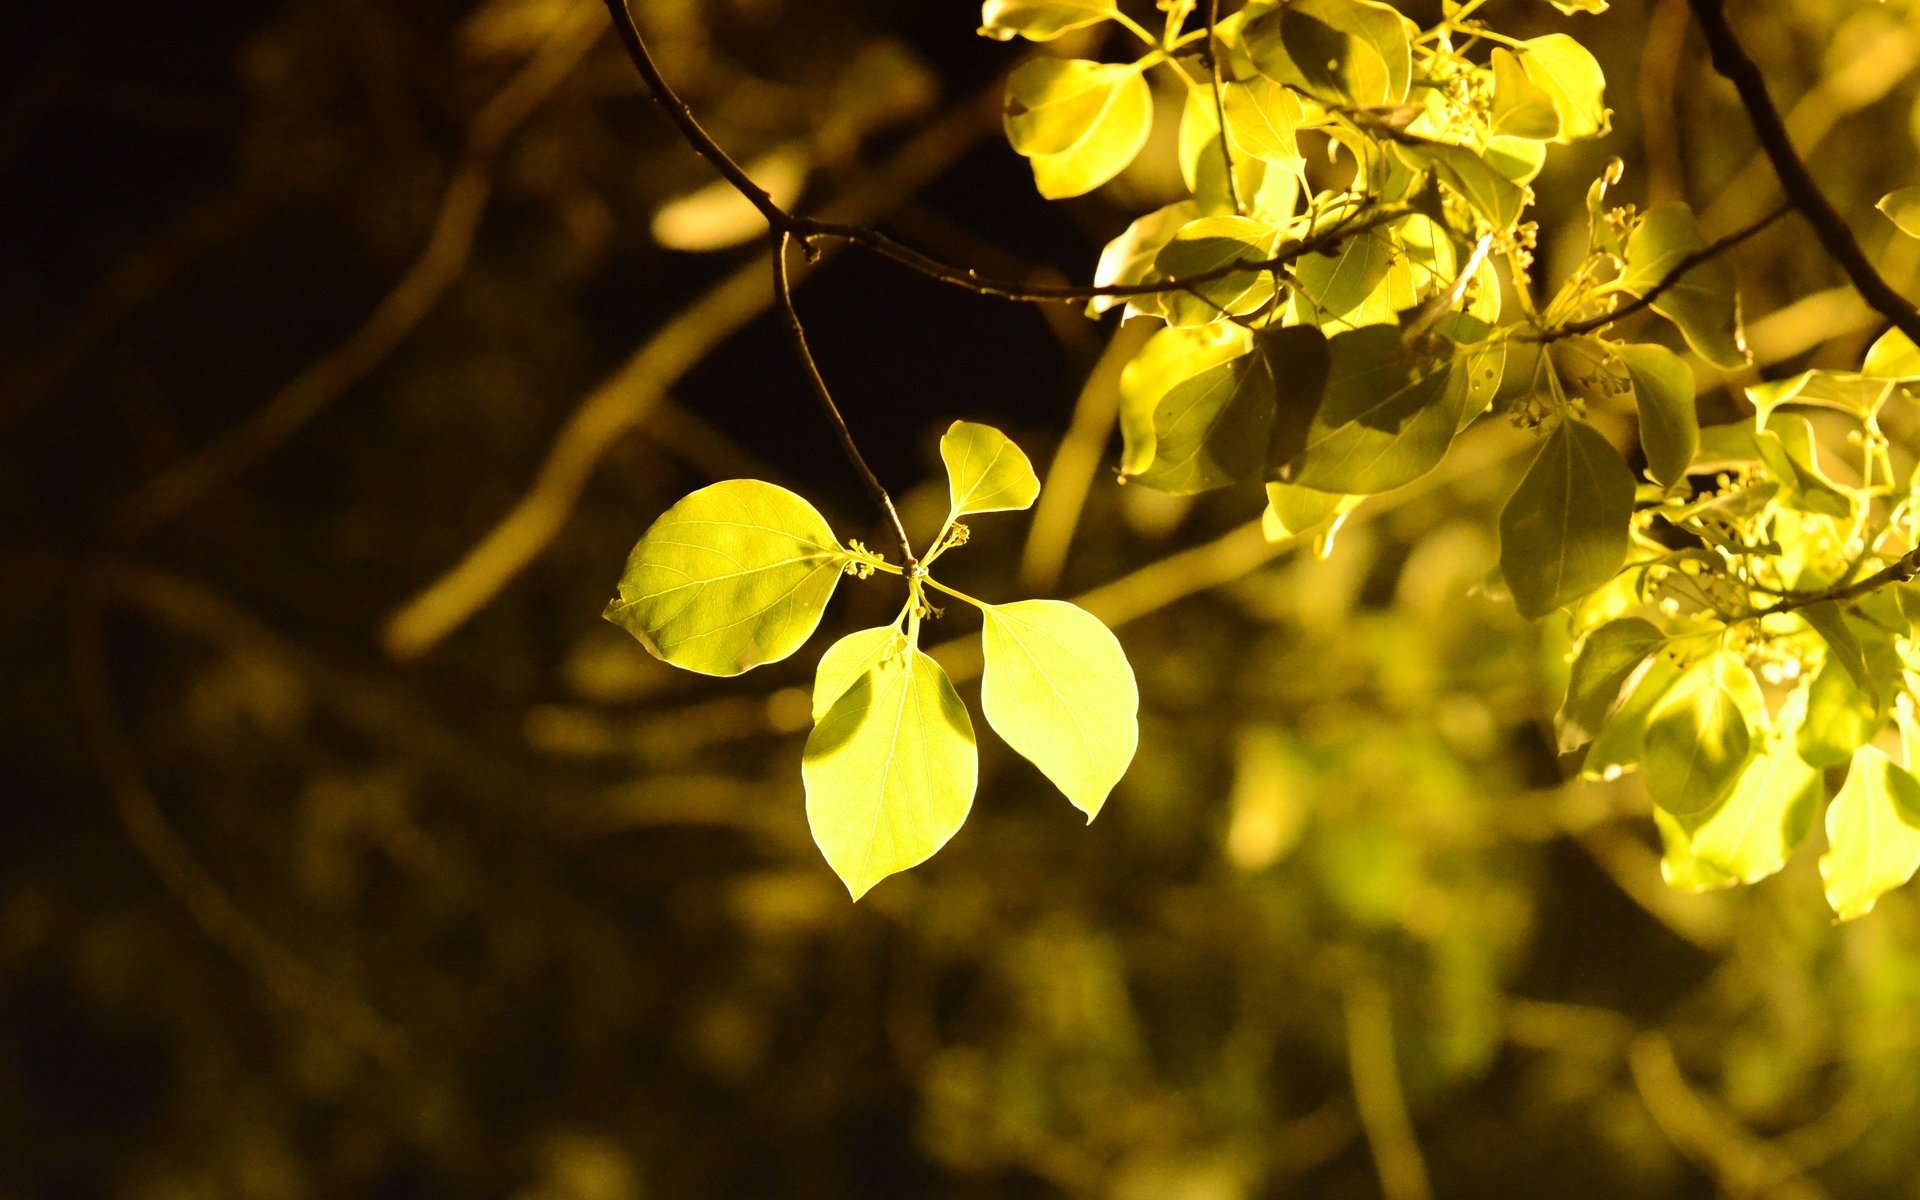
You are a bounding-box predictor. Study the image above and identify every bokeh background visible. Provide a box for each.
[10,0,1920,1195]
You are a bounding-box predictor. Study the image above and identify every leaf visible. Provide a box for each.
[981,599,1139,819]
[1290,226,1397,325]
[1557,617,1664,754]
[1680,739,1820,884]
[1864,327,1920,380]
[979,0,1117,42]
[1797,658,1886,770]
[1498,420,1635,620]
[651,144,810,252]
[1246,0,1413,108]
[1515,34,1608,142]
[940,421,1040,518]
[1877,186,1920,239]
[1263,481,1358,542]
[1490,47,1560,140]
[1221,77,1304,163]
[1003,59,1154,199]
[1614,342,1696,488]
[1117,323,1251,475]
[1583,651,1681,781]
[1134,337,1282,493]
[606,480,847,676]
[1621,204,1748,369]
[804,645,977,899]
[1754,422,1851,519]
[1800,600,1877,702]
[811,625,908,720]
[1641,653,1757,817]
[1145,215,1282,327]
[1820,746,1920,920]
[1404,142,1526,229]
[1278,326,1469,495]
[1089,201,1198,316]
[1747,370,1893,423]
[1656,809,1738,893]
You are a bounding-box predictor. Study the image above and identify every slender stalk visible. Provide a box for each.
[1205,0,1243,214]
[1547,202,1790,340]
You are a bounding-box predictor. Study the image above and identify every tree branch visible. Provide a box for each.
[772,231,916,566]
[1686,0,1920,347]
[1549,201,1791,340]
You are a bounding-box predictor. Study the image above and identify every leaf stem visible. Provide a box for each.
[923,576,995,612]
[1205,0,1244,215]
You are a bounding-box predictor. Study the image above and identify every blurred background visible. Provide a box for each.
[10,0,1920,1195]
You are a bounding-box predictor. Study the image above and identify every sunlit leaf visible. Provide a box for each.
[1748,370,1894,423]
[1498,420,1635,619]
[1290,226,1397,325]
[1583,651,1681,780]
[1263,481,1359,542]
[1557,617,1664,754]
[811,625,908,720]
[979,0,1118,42]
[1621,204,1748,369]
[1657,809,1738,892]
[1641,652,1757,817]
[804,645,977,899]
[1490,47,1560,140]
[981,599,1139,819]
[1145,215,1282,326]
[1614,342,1696,488]
[606,480,846,676]
[1864,326,1920,380]
[940,420,1040,518]
[1675,690,1820,885]
[1404,142,1526,228]
[1821,746,1920,920]
[1222,77,1304,163]
[1278,326,1470,494]
[1797,658,1885,769]
[1246,0,1413,108]
[1089,201,1198,316]
[1515,34,1608,142]
[1877,186,1920,239]
[1755,421,1851,519]
[1003,59,1153,198]
[1134,330,1287,493]
[1117,323,1251,475]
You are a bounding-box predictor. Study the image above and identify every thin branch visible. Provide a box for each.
[1758,544,1920,617]
[1630,1033,1831,1200]
[1686,0,1920,348]
[599,0,1405,304]
[1206,0,1243,215]
[1549,201,1790,340]
[772,230,915,566]
[1344,978,1433,1200]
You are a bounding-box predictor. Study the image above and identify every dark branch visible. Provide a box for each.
[1548,201,1790,340]
[771,232,917,568]
[1760,546,1920,617]
[1685,0,1920,347]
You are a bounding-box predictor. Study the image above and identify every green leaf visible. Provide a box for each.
[1615,342,1696,488]
[811,625,908,720]
[1515,34,1608,142]
[606,479,847,677]
[1089,201,1198,316]
[1498,420,1636,619]
[940,420,1040,518]
[1403,142,1526,229]
[981,599,1139,819]
[1245,0,1412,109]
[1800,600,1877,702]
[1820,746,1920,920]
[1278,326,1469,494]
[1490,47,1560,140]
[1641,652,1758,817]
[804,645,977,899]
[1003,59,1153,199]
[1798,659,1884,769]
[1747,370,1893,423]
[1864,327,1920,380]
[1263,481,1358,542]
[979,0,1117,42]
[1557,617,1664,754]
[1877,186,1920,239]
[1621,204,1748,369]
[1145,215,1282,327]
[1134,333,1284,493]
[1583,650,1681,781]
[1679,733,1820,885]
[1755,421,1851,519]
[1221,77,1304,163]
[1290,226,1397,325]
[1117,323,1250,475]
[1656,809,1738,893]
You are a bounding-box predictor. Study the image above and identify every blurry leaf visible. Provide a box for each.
[1557,617,1664,753]
[1798,656,1889,768]
[1748,370,1893,423]
[606,480,846,676]
[812,625,907,720]
[1584,651,1682,780]
[1226,727,1309,870]
[980,0,1118,41]
[651,144,809,252]
[1178,84,1219,195]
[1498,420,1635,619]
[804,646,977,899]
[1090,201,1199,316]
[1755,422,1851,518]
[1621,204,1748,369]
[1516,34,1609,142]
[1615,342,1695,488]
[1004,59,1154,198]
[941,421,1040,517]
[1279,326,1468,494]
[1695,421,1763,469]
[1491,47,1560,140]
[1657,808,1738,892]
[1800,601,1877,701]
[1263,481,1359,542]
[1546,0,1608,12]
[1642,653,1757,817]
[1877,186,1920,239]
[1117,323,1250,475]
[1820,746,1920,920]
[981,600,1139,819]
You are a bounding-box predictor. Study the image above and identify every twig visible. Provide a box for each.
[1344,978,1433,1200]
[1629,1032,1830,1200]
[1686,0,1920,348]
[1548,202,1790,340]
[1758,545,1920,616]
[772,230,915,566]
[116,5,606,536]
[599,0,1405,304]
[1206,0,1243,215]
